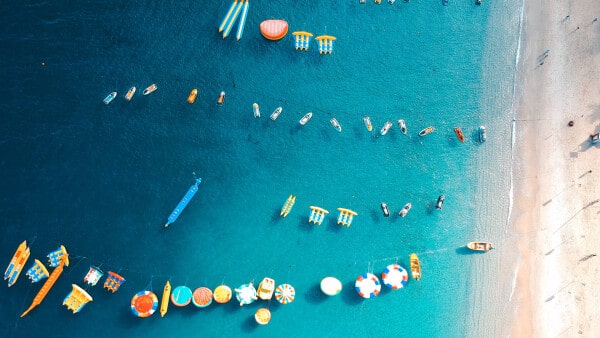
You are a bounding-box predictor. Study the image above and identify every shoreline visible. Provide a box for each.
[510,0,600,336]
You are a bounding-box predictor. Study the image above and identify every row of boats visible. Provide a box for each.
[380,195,445,218]
[103,84,157,105]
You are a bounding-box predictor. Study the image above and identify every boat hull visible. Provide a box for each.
[410,254,421,280]
[418,126,434,137]
[466,242,493,252]
[143,84,157,95]
[299,112,313,125]
[454,127,465,142]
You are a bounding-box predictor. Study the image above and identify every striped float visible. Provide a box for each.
[381,264,409,290]
[130,291,158,318]
[355,273,381,299]
[260,20,288,40]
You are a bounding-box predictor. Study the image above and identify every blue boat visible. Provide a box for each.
[103,92,117,105]
[165,178,202,228]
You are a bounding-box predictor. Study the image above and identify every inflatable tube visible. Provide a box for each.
[131,291,158,318]
[355,273,381,299]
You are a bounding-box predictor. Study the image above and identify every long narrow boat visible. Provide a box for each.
[453,127,465,142]
[21,256,69,317]
[4,241,30,287]
[466,242,494,252]
[143,84,157,95]
[418,126,435,137]
[479,125,487,143]
[280,195,296,217]
[125,87,136,101]
[165,177,202,228]
[160,280,171,317]
[409,253,421,280]
[398,119,407,135]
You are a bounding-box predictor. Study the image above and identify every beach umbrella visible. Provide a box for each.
[320,277,342,296]
[381,264,409,290]
[192,287,213,308]
[170,286,192,307]
[235,283,258,306]
[255,308,271,325]
[213,285,232,304]
[274,284,295,304]
[130,291,158,318]
[355,273,381,299]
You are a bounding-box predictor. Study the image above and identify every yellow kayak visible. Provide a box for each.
[160,281,171,317]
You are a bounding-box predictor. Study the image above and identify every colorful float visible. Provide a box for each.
[292,31,313,50]
[218,0,249,40]
[308,206,329,225]
[187,89,198,104]
[355,273,381,299]
[170,285,193,307]
[255,308,271,325]
[63,284,93,313]
[131,290,158,318]
[381,264,409,290]
[160,280,171,317]
[260,19,289,40]
[83,266,104,286]
[103,271,126,293]
[4,240,30,287]
[213,284,233,304]
[164,177,202,228]
[315,35,336,54]
[47,245,69,267]
[25,259,49,283]
[235,282,258,306]
[274,284,295,304]
[336,208,358,227]
[320,277,342,296]
[192,287,213,308]
[280,195,296,217]
[257,277,275,300]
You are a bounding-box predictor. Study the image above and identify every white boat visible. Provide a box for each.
[142,84,157,95]
[466,242,493,252]
[125,87,136,101]
[380,121,392,136]
[436,195,445,210]
[398,119,407,135]
[363,116,373,131]
[299,112,313,125]
[103,92,117,105]
[330,118,342,132]
[418,126,434,137]
[253,103,260,118]
[398,203,412,217]
[479,126,487,143]
[389,0,396,3]
[270,107,283,121]
[380,202,390,217]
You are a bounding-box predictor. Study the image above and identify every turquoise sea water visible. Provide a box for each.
[0,1,522,337]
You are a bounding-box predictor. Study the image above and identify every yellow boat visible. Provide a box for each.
[187,89,198,104]
[21,256,68,317]
[280,195,296,217]
[4,240,30,287]
[160,280,171,317]
[410,253,421,280]
[257,277,275,300]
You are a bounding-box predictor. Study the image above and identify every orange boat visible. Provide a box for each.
[260,20,288,40]
[4,240,30,287]
[21,258,68,317]
[454,127,465,142]
[187,89,198,104]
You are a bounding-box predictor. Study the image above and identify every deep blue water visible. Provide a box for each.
[0,1,522,337]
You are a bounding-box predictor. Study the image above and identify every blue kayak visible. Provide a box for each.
[165,178,202,227]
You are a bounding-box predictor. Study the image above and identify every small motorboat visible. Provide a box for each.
[479,126,487,143]
[257,277,275,300]
[363,116,373,132]
[299,112,313,125]
[380,121,392,136]
[435,195,445,210]
[330,118,342,132]
[454,127,465,142]
[142,84,157,95]
[125,87,136,101]
[591,133,600,144]
[187,89,198,104]
[409,253,421,280]
[466,242,494,252]
[398,203,412,217]
[253,103,261,118]
[476,0,482,4]
[217,91,225,104]
[103,92,117,105]
[398,119,407,135]
[270,107,283,121]
[419,126,435,137]
[388,0,396,3]
[380,202,390,217]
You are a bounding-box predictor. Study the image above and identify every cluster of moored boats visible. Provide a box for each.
[103,84,157,105]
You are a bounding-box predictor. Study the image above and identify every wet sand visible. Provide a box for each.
[510,0,600,336]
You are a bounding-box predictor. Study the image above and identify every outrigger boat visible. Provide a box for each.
[257,277,275,300]
[380,121,392,136]
[103,92,117,105]
[4,240,30,287]
[380,202,390,217]
[398,119,407,135]
[125,87,136,101]
[409,253,421,280]
[363,116,373,131]
[187,89,198,104]
[142,84,157,95]
[280,195,296,217]
[253,103,261,118]
[299,112,313,125]
[160,280,171,317]
[330,118,342,132]
[419,126,435,137]
[436,194,445,210]
[479,126,487,143]
[398,202,412,217]
[270,107,283,121]
[454,127,465,142]
[466,242,494,252]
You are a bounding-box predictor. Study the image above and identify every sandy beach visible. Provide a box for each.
[510,0,600,336]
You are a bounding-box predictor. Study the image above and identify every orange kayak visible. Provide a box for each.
[454,127,465,142]
[260,20,288,40]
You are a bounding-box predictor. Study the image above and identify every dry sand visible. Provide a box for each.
[510,0,600,336]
